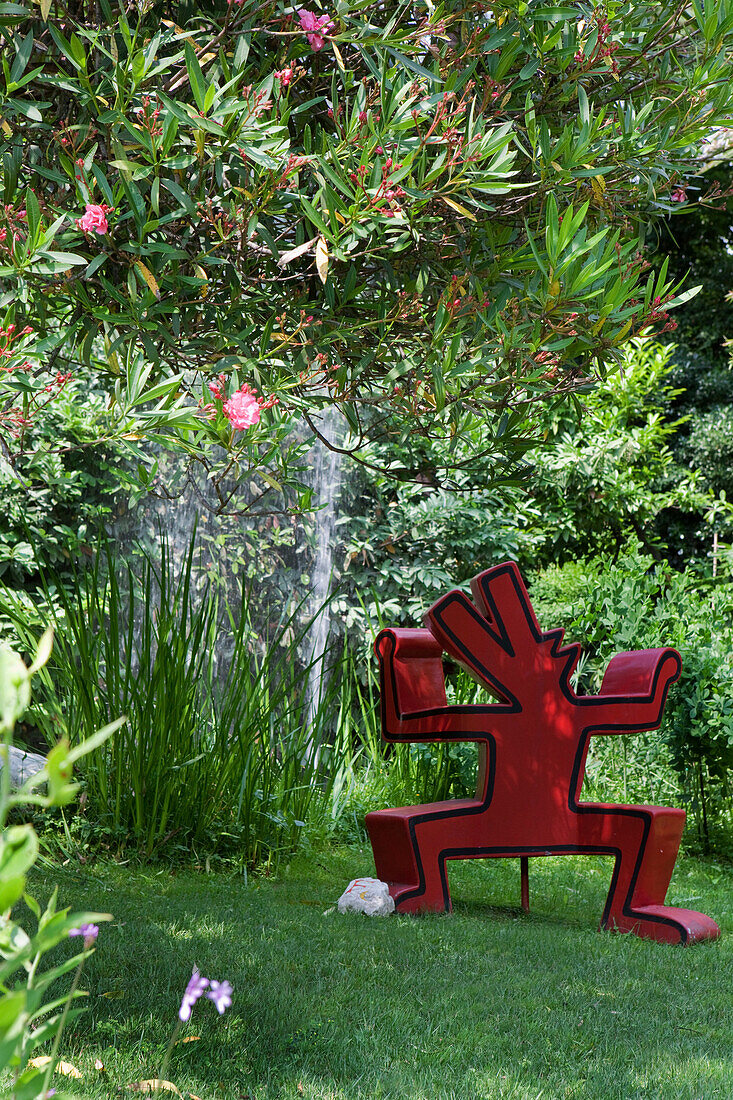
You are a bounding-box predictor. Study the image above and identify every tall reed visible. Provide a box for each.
[28,535,347,866]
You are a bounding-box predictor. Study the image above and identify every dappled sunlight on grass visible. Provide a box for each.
[28,845,731,1100]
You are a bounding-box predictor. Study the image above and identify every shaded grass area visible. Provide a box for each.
[28,847,732,1100]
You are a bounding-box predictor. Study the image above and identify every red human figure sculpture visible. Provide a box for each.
[365,561,720,944]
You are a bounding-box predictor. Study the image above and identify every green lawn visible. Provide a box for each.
[28,846,732,1100]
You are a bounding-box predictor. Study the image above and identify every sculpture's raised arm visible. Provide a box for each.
[375,627,514,743]
[579,647,682,732]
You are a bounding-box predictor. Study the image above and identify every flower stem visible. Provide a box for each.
[40,953,86,1098]
[155,1018,182,1095]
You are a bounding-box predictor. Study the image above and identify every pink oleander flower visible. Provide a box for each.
[275,68,294,87]
[670,186,687,202]
[298,8,334,51]
[223,385,263,430]
[76,203,112,235]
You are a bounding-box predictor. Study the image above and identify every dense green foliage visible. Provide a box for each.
[0,6,729,1091]
[531,550,733,848]
[0,3,731,865]
[325,341,733,849]
[650,156,733,540]
[0,372,128,587]
[652,158,733,369]
[2,0,733,500]
[0,339,729,859]
[335,340,724,631]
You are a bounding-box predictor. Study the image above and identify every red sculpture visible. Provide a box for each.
[366,561,720,944]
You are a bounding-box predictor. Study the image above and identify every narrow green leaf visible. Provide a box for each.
[184,41,207,113]
[9,29,32,84]
[48,25,82,71]
[299,195,329,236]
[69,32,87,69]
[161,177,198,216]
[385,46,441,85]
[577,83,589,125]
[129,374,185,405]
[66,717,126,765]
[519,58,540,81]
[431,356,445,412]
[92,164,115,208]
[24,186,40,244]
[38,250,87,265]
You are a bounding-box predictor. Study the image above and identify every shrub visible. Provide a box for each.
[2,0,733,498]
[529,548,733,851]
[0,368,131,663]
[332,340,725,656]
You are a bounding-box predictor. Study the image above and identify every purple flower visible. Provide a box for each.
[69,923,99,944]
[206,979,233,1015]
[179,967,209,1022]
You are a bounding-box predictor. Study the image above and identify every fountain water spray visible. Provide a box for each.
[304,412,342,757]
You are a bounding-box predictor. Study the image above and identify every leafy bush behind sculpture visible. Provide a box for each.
[329,341,733,845]
[334,339,723,637]
[530,551,733,850]
[2,0,733,502]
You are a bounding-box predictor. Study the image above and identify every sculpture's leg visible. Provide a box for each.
[365,808,453,913]
[581,805,720,944]
[520,856,530,913]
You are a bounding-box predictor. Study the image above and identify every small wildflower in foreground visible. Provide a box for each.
[158,969,233,1086]
[179,967,209,1022]
[207,979,233,1015]
[69,923,99,945]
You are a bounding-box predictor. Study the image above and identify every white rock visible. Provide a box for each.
[1,746,47,789]
[337,877,395,917]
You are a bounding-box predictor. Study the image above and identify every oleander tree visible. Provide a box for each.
[2,0,733,510]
